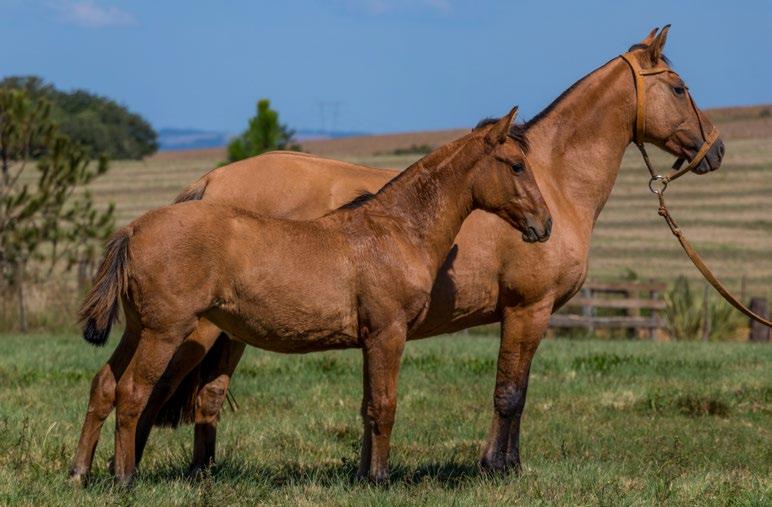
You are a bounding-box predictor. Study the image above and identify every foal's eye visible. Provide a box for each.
[673,86,686,96]
[511,163,525,174]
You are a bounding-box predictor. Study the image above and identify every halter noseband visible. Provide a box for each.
[620,52,719,193]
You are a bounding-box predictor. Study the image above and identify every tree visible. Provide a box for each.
[226,99,300,163]
[0,75,158,160]
[0,87,115,332]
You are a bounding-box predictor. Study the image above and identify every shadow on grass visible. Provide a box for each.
[88,456,487,490]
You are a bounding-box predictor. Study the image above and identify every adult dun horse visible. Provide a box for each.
[71,26,725,482]
[72,109,551,485]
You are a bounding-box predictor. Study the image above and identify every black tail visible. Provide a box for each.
[78,229,131,346]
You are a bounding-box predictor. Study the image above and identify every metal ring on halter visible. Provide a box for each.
[648,175,667,195]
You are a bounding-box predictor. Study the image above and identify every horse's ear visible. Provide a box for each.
[486,106,518,145]
[647,24,670,64]
[639,27,659,47]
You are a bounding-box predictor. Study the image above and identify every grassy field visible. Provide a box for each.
[0,333,768,505]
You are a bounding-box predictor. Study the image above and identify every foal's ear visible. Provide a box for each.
[485,106,518,145]
[638,27,659,47]
[647,24,670,65]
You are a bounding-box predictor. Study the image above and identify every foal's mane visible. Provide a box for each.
[338,118,529,211]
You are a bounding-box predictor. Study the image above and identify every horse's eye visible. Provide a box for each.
[511,163,525,174]
[673,86,686,96]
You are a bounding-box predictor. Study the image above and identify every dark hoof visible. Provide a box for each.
[107,456,115,476]
[480,453,521,476]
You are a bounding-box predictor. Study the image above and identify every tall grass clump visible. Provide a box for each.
[664,276,744,340]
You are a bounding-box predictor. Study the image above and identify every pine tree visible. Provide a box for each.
[226,99,299,163]
[0,87,115,332]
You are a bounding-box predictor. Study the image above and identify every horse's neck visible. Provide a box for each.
[528,59,635,228]
[360,140,477,273]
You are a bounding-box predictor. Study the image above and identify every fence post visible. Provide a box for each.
[581,287,594,334]
[650,283,660,341]
[748,297,769,342]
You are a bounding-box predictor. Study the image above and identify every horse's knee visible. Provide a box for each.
[493,385,526,419]
[196,382,227,420]
[365,396,396,433]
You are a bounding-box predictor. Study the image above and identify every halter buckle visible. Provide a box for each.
[648,175,668,195]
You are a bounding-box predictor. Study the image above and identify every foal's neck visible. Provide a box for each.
[355,137,481,274]
[527,58,635,225]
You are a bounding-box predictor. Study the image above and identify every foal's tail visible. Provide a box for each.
[78,228,131,346]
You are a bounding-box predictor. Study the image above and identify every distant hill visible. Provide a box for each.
[157,128,229,151]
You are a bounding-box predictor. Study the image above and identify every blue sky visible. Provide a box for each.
[1,1,770,134]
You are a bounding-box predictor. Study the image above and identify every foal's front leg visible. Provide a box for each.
[357,322,406,484]
[480,302,551,474]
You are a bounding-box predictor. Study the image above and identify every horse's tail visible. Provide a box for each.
[78,228,131,346]
[174,176,208,203]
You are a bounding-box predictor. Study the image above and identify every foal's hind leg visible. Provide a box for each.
[69,325,140,485]
[113,325,192,486]
[189,334,246,477]
[131,320,224,469]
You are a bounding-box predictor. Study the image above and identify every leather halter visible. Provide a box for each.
[620,51,720,187]
[619,52,771,328]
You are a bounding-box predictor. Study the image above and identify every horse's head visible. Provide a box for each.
[623,25,724,174]
[470,107,551,243]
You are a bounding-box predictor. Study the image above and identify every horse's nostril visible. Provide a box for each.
[545,218,553,235]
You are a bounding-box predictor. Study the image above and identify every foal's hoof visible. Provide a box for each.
[67,467,89,487]
[107,456,115,475]
[355,469,390,486]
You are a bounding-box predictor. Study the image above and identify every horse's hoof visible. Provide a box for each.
[480,454,522,476]
[113,474,135,489]
[67,467,89,487]
[186,466,204,481]
[107,456,115,475]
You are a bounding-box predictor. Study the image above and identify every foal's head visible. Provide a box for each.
[624,26,724,174]
[469,107,551,243]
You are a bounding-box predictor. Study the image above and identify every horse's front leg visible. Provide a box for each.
[480,301,552,474]
[357,322,406,484]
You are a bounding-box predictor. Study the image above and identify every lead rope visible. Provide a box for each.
[637,144,772,327]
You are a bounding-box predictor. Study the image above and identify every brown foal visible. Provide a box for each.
[158,26,723,475]
[71,108,551,485]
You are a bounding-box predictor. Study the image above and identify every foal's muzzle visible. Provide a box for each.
[522,217,552,243]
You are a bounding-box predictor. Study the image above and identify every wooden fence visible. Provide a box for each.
[550,280,666,338]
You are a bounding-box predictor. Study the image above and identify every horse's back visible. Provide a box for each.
[199,151,395,219]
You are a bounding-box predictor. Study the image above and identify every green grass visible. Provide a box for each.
[0,333,769,505]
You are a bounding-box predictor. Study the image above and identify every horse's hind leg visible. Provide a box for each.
[69,325,140,485]
[188,334,246,477]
